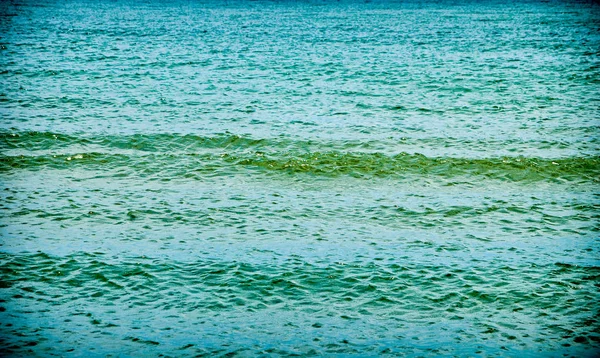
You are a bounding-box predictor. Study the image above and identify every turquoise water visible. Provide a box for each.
[1,0,599,356]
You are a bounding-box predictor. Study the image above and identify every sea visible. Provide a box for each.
[0,0,599,356]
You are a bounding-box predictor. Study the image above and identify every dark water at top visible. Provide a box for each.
[0,0,599,356]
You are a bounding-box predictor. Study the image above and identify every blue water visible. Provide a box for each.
[1,0,599,356]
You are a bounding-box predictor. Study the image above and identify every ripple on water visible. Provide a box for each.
[1,0,599,356]
[0,252,599,356]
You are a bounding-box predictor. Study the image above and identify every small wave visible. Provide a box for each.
[2,130,597,159]
[1,149,597,183]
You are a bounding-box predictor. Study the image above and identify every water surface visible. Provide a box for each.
[1,0,599,356]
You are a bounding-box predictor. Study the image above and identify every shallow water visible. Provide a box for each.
[1,0,599,356]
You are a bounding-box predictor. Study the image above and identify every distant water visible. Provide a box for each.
[1,0,599,356]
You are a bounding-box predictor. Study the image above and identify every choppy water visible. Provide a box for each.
[1,0,599,356]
